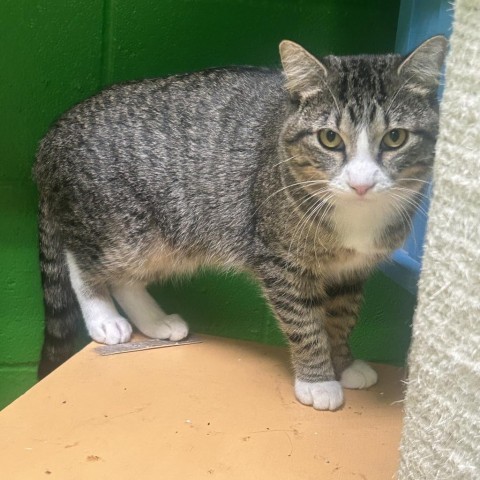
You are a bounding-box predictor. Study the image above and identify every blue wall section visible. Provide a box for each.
[383,0,453,294]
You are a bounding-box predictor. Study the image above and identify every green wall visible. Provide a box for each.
[151,270,415,365]
[0,0,404,409]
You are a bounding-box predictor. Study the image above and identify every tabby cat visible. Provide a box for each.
[35,36,447,410]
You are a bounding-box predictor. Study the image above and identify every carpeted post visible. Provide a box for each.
[397,1,480,478]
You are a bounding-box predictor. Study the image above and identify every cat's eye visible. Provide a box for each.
[382,129,408,149]
[317,129,344,150]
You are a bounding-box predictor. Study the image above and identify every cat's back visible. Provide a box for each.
[37,67,285,169]
[71,66,283,127]
[35,66,287,208]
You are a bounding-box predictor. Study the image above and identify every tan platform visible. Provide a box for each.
[0,335,405,479]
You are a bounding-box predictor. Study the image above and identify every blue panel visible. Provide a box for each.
[396,0,453,54]
[380,0,453,293]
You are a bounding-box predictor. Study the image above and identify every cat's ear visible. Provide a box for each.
[398,35,448,88]
[279,40,328,98]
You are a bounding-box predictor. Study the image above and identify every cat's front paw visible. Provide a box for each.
[340,360,378,389]
[294,379,344,411]
[164,314,189,341]
[87,315,133,345]
[141,314,189,341]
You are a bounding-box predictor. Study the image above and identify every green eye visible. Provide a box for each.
[318,129,344,150]
[382,129,408,149]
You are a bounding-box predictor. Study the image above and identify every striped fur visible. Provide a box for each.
[37,198,81,378]
[35,38,447,409]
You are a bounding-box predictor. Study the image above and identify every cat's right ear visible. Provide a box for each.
[279,40,328,99]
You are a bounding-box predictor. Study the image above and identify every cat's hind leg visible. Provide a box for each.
[111,283,189,341]
[66,251,133,344]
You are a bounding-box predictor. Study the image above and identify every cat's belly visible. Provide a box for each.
[100,241,201,283]
[103,238,240,284]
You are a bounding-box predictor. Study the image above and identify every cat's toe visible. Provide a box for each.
[88,315,132,345]
[294,379,344,411]
[340,360,378,389]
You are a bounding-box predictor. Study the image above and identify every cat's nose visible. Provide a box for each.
[348,183,375,196]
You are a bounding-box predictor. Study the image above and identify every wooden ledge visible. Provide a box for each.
[0,335,405,479]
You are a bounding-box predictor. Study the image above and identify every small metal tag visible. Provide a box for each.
[94,335,202,356]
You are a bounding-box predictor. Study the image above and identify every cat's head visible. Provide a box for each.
[278,37,448,211]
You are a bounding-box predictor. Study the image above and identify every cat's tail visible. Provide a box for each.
[37,197,81,379]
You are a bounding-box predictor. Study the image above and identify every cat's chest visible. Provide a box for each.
[332,200,392,254]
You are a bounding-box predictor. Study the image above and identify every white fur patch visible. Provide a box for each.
[330,129,396,253]
[294,379,344,411]
[340,360,378,389]
[66,251,132,344]
[111,283,189,341]
[333,197,394,253]
[345,129,382,188]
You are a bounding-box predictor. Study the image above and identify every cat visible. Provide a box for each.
[34,36,447,410]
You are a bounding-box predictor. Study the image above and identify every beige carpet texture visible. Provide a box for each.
[398,0,480,478]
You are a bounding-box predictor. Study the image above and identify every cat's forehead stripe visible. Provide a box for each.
[344,100,379,128]
[330,56,393,108]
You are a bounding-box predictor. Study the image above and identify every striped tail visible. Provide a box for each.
[37,198,81,378]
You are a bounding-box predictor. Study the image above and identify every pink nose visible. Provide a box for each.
[349,183,375,196]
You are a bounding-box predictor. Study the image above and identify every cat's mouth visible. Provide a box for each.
[331,185,382,203]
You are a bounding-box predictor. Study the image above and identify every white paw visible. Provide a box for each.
[294,379,344,411]
[87,315,133,345]
[141,314,189,341]
[164,314,190,341]
[340,360,378,389]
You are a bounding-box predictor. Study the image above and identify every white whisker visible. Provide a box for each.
[390,191,428,217]
[287,190,332,257]
[392,186,430,201]
[253,179,330,217]
[311,194,336,261]
[386,74,416,116]
[397,177,431,185]
[272,154,299,168]
[288,196,324,255]
[300,194,333,256]
[387,196,418,251]
[284,186,329,228]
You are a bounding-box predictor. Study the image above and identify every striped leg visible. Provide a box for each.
[260,270,343,411]
[324,280,377,389]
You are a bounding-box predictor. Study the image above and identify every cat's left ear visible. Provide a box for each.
[397,35,448,88]
[279,40,328,99]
